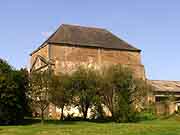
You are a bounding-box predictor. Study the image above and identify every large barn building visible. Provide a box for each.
[30,24,145,79]
[30,24,180,117]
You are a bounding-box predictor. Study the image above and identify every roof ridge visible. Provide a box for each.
[150,80,180,82]
[61,23,107,31]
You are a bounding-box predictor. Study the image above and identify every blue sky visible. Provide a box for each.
[0,0,180,80]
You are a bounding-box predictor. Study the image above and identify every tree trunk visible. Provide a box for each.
[83,110,88,120]
[112,88,116,118]
[41,110,44,125]
[82,104,89,120]
[60,106,64,120]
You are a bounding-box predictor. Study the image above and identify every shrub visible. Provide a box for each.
[137,111,157,121]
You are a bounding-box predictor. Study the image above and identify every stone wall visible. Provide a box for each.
[50,44,146,79]
[30,45,49,69]
[155,101,176,115]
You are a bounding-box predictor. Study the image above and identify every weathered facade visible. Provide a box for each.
[30,24,146,80]
[30,24,179,117]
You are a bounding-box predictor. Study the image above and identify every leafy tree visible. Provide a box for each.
[0,59,29,124]
[49,73,72,120]
[132,79,152,110]
[29,70,50,124]
[71,67,100,120]
[12,68,31,116]
[100,65,147,122]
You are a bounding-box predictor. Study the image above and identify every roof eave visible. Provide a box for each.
[30,41,141,56]
[30,43,48,56]
[48,42,142,52]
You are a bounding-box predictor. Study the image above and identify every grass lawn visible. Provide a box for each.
[1,116,180,135]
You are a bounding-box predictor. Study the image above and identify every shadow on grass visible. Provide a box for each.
[44,119,78,125]
[22,118,41,125]
[25,117,114,125]
[0,119,76,126]
[0,117,114,126]
[87,118,113,124]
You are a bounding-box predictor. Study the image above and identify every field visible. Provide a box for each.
[1,117,180,135]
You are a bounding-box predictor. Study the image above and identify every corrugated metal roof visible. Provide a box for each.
[150,80,180,92]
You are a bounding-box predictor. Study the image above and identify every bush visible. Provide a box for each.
[137,111,157,121]
[63,113,83,121]
[113,93,139,123]
[136,102,157,121]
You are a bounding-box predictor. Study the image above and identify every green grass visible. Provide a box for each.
[1,117,180,135]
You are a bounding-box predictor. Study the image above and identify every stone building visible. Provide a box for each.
[150,80,180,115]
[30,24,180,117]
[30,24,145,79]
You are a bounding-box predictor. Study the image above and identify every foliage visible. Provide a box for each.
[137,111,157,121]
[12,69,31,116]
[49,73,72,120]
[0,59,12,74]
[89,99,106,120]
[29,64,151,123]
[71,67,101,120]
[0,59,29,125]
[29,70,51,124]
[100,65,148,122]
[63,114,83,121]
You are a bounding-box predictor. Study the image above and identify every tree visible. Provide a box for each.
[29,70,50,124]
[0,59,29,124]
[49,73,72,120]
[100,65,147,122]
[71,67,100,120]
[12,68,31,117]
[132,79,152,110]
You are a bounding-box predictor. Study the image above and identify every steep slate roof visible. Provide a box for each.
[30,24,140,55]
[150,80,180,92]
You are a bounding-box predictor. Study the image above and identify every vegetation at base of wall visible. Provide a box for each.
[0,57,153,125]
[175,109,180,115]
[30,65,152,123]
[29,70,51,124]
[136,101,157,121]
[70,67,101,120]
[99,65,145,122]
[137,111,157,121]
[49,73,73,120]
